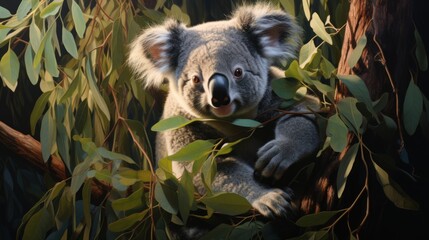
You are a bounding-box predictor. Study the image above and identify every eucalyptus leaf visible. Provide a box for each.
[22,207,55,240]
[17,0,32,20]
[347,34,367,68]
[97,147,136,164]
[178,170,194,223]
[231,119,261,128]
[373,161,419,210]
[0,47,19,92]
[272,78,300,100]
[336,143,359,198]
[165,140,214,162]
[24,46,40,85]
[415,29,428,71]
[71,0,86,38]
[299,40,317,68]
[337,97,363,134]
[302,0,310,20]
[111,19,124,70]
[70,156,93,194]
[296,209,345,227]
[112,188,144,211]
[155,182,179,214]
[44,38,59,77]
[200,224,234,240]
[85,58,111,121]
[62,26,78,59]
[201,192,251,216]
[403,81,423,135]
[41,110,56,162]
[30,91,51,135]
[326,114,348,152]
[108,210,148,232]
[40,0,63,18]
[29,20,42,52]
[0,6,12,19]
[337,74,375,117]
[310,13,332,45]
[151,116,194,132]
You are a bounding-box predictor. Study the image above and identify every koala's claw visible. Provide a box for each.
[251,189,294,219]
[255,139,293,181]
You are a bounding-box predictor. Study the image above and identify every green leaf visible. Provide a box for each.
[56,187,73,223]
[231,119,261,128]
[165,140,214,162]
[373,92,389,113]
[151,116,193,132]
[347,34,367,68]
[403,81,423,135]
[70,156,93,194]
[97,147,136,164]
[0,6,12,18]
[155,182,178,214]
[299,40,317,68]
[337,97,363,134]
[295,210,344,227]
[45,181,66,208]
[229,221,264,240]
[326,114,348,152]
[272,77,300,100]
[85,58,110,121]
[112,188,144,211]
[337,74,374,116]
[415,29,428,71]
[30,91,51,135]
[29,20,42,53]
[178,170,194,223]
[372,161,419,210]
[34,26,54,68]
[62,26,78,59]
[17,0,32,20]
[22,207,55,240]
[0,47,19,92]
[310,13,332,45]
[44,37,59,77]
[40,0,63,18]
[41,110,56,162]
[24,46,40,85]
[57,122,71,171]
[201,192,251,216]
[108,210,148,232]
[71,0,86,38]
[336,143,359,198]
[111,19,124,70]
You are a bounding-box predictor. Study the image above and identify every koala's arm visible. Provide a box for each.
[255,96,320,181]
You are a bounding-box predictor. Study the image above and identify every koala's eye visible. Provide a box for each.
[191,75,200,84]
[234,68,243,78]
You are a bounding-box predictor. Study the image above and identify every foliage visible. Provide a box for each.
[0,0,427,239]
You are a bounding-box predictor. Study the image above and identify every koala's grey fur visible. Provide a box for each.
[128,3,320,219]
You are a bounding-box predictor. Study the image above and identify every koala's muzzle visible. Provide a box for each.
[208,74,230,107]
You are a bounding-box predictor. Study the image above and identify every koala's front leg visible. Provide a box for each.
[254,113,319,182]
[212,159,296,219]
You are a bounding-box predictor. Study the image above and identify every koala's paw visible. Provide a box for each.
[251,188,295,219]
[255,139,295,181]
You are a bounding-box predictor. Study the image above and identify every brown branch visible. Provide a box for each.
[0,121,111,204]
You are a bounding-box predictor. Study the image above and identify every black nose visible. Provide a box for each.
[208,74,230,107]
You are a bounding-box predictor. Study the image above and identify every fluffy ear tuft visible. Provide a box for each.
[233,4,302,62]
[128,20,184,88]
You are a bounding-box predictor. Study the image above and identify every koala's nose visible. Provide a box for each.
[208,74,230,107]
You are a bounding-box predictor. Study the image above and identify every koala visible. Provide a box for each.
[128,4,320,220]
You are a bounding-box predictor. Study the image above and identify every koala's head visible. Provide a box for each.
[128,4,301,119]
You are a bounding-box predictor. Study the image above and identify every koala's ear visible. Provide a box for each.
[128,20,185,88]
[233,4,302,61]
